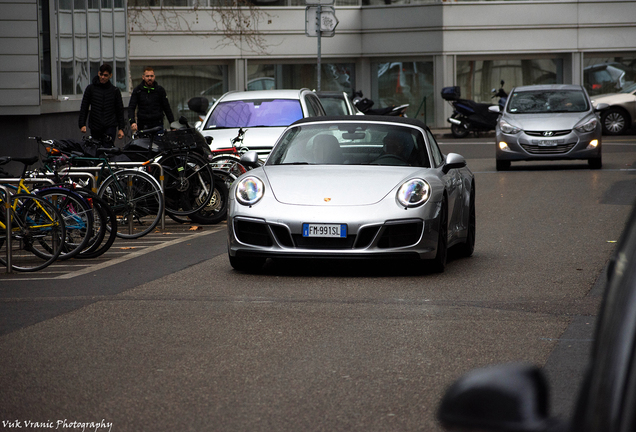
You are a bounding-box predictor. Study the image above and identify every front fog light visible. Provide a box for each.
[499,142,510,151]
[587,139,599,149]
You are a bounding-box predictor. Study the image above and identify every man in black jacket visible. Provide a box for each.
[78,64,125,145]
[128,67,175,132]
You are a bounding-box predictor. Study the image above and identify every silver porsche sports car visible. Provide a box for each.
[227,116,476,272]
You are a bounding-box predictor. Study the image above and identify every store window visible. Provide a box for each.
[583,54,636,96]
[53,0,127,96]
[371,61,434,124]
[130,64,229,124]
[456,59,563,104]
[247,63,355,95]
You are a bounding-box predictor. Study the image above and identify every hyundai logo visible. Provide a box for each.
[543,131,554,137]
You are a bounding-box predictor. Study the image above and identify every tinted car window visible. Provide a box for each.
[204,99,303,129]
[507,90,589,113]
[267,123,430,167]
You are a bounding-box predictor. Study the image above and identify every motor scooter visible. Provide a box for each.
[443,81,508,138]
[353,91,409,117]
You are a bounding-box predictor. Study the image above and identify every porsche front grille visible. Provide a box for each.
[234,220,423,250]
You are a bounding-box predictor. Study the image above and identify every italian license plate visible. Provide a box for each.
[537,140,557,146]
[302,223,347,238]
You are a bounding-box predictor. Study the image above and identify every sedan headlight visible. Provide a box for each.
[397,179,431,208]
[499,120,521,135]
[236,176,264,206]
[574,117,598,133]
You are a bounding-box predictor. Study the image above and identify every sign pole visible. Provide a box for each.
[316,4,321,92]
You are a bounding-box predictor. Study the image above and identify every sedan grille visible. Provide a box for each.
[520,142,576,154]
[524,130,571,137]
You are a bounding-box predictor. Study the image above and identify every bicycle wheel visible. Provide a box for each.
[35,188,94,260]
[0,194,66,272]
[97,169,164,239]
[159,152,214,216]
[187,175,229,225]
[209,155,247,182]
[74,189,118,259]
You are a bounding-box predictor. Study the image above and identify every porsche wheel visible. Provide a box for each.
[429,198,448,273]
[456,185,475,258]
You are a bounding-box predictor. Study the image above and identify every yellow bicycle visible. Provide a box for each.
[0,190,66,272]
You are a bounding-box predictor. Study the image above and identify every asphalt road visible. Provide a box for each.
[1,135,635,432]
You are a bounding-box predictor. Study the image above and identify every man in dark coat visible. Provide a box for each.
[128,67,175,132]
[78,64,125,145]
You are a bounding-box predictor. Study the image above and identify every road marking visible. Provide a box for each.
[52,227,224,280]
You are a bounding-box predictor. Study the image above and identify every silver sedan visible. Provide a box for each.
[492,84,606,170]
[226,116,476,272]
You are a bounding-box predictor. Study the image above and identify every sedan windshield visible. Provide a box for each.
[204,99,303,129]
[507,90,589,114]
[266,123,431,167]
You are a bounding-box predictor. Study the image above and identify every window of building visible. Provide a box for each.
[247,62,355,94]
[371,60,434,124]
[130,64,229,124]
[583,54,636,96]
[456,58,563,104]
[53,0,128,96]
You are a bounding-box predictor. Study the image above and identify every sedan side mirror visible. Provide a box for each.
[437,363,562,432]
[443,153,466,174]
[593,102,610,111]
[489,105,501,113]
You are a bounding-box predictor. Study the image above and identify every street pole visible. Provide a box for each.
[316,4,321,92]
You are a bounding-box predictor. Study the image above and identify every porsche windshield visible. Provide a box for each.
[507,90,589,114]
[266,123,431,167]
[204,99,303,129]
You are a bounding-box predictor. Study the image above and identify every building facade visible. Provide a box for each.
[1,0,635,162]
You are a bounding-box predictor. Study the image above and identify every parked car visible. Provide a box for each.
[591,82,636,135]
[490,84,608,171]
[315,91,362,116]
[437,201,636,432]
[196,89,326,159]
[584,62,636,96]
[226,116,475,272]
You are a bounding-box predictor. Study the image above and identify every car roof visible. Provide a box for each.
[290,115,429,129]
[512,84,585,92]
[218,89,312,101]
[315,91,348,97]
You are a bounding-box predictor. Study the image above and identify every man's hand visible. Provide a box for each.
[80,126,87,133]
[117,129,124,139]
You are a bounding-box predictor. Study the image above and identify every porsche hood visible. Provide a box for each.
[262,165,423,206]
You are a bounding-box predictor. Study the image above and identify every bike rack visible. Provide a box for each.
[0,186,12,273]
[62,162,166,232]
[37,172,97,191]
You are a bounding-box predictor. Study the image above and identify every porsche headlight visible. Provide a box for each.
[574,117,598,133]
[499,120,521,135]
[236,176,264,206]
[397,179,431,208]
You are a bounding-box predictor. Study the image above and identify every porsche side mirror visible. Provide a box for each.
[489,105,501,113]
[240,151,260,169]
[443,153,466,173]
[437,363,562,432]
